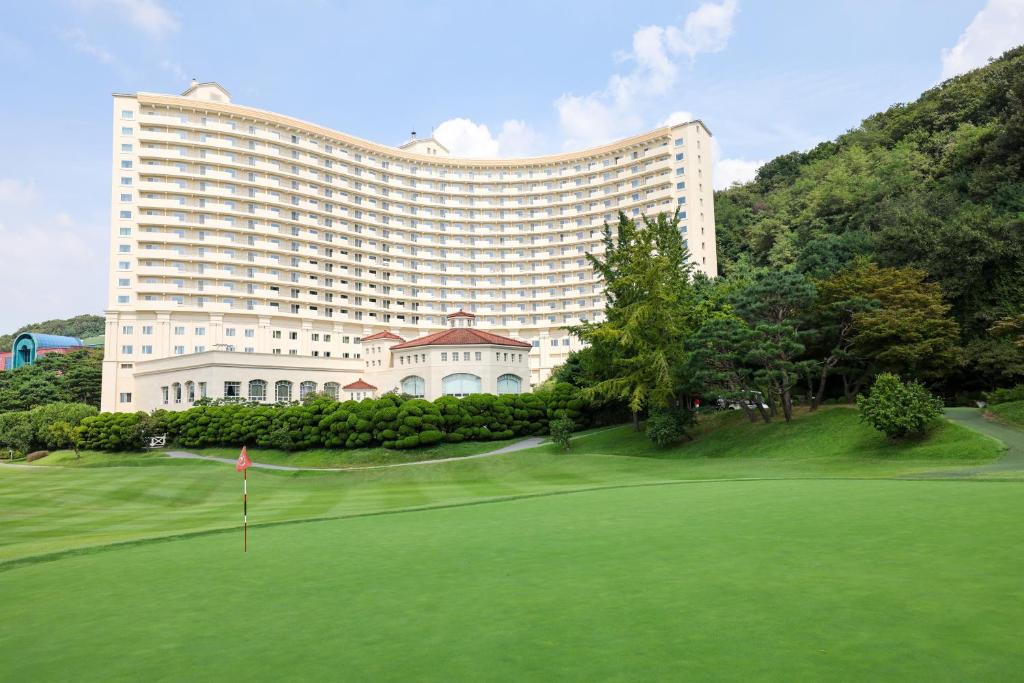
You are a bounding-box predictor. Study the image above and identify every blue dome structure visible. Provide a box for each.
[9,333,86,369]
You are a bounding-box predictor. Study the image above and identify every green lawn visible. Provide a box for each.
[988,399,1024,429]
[1,407,1020,681]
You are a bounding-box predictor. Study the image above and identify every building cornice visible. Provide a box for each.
[135,92,709,168]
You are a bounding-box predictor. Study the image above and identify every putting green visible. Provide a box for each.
[2,479,1022,681]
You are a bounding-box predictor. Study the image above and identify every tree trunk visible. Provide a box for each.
[738,401,757,423]
[841,374,853,403]
[813,365,829,411]
[782,387,793,422]
[632,411,641,432]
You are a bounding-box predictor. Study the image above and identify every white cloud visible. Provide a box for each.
[72,0,180,38]
[714,158,763,189]
[57,27,115,64]
[0,178,38,205]
[159,59,188,81]
[710,138,761,189]
[661,110,696,127]
[941,0,1024,79]
[433,118,543,158]
[555,0,738,148]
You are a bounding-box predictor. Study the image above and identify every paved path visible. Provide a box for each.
[166,436,549,472]
[165,425,619,472]
[909,407,1024,478]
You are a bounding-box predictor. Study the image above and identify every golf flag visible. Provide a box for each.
[238,446,251,552]
[236,446,252,471]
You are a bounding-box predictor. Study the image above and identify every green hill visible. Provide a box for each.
[0,314,105,352]
[715,45,1024,389]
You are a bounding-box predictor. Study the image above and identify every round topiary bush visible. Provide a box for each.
[857,373,944,439]
[645,406,695,447]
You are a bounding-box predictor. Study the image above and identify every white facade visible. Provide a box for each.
[102,81,716,412]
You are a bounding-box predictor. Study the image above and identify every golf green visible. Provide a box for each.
[1,408,1020,680]
[2,479,1022,681]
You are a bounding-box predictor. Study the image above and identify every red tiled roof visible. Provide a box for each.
[445,309,476,318]
[343,379,377,390]
[361,331,405,342]
[391,328,532,350]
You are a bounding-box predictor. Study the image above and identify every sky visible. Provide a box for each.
[1,0,1023,332]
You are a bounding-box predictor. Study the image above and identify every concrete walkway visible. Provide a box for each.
[164,425,620,472]
[166,436,548,472]
[910,407,1024,478]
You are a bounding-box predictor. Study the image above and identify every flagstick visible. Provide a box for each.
[243,468,248,553]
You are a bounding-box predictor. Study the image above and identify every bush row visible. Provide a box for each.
[77,383,591,452]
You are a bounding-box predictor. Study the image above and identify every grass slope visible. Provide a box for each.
[988,400,1024,429]
[0,408,1001,564]
[2,480,1022,682]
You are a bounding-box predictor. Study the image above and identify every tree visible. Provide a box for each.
[729,269,816,421]
[571,210,703,430]
[47,421,83,459]
[549,416,575,451]
[830,262,960,399]
[0,412,34,457]
[689,316,766,423]
[857,373,944,438]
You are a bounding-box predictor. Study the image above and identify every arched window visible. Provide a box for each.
[300,381,317,399]
[497,374,522,395]
[275,380,293,403]
[249,379,267,402]
[401,375,426,398]
[185,381,196,403]
[442,373,481,398]
[323,382,340,400]
[172,382,182,404]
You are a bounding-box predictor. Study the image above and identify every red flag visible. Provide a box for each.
[236,446,252,471]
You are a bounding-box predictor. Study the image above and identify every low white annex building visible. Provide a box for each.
[133,310,531,411]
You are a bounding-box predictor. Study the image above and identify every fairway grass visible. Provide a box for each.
[1,407,1020,680]
[2,480,1022,682]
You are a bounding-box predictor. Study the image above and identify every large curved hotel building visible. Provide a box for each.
[101,82,716,412]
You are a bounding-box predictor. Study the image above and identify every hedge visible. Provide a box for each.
[76,383,591,452]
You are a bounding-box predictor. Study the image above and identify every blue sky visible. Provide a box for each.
[1,0,1022,331]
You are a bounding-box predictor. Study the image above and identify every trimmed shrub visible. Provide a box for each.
[77,384,596,453]
[645,406,695,447]
[550,416,575,450]
[984,385,1024,405]
[857,373,944,439]
[25,450,50,462]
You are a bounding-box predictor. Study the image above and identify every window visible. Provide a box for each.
[442,373,481,397]
[161,387,169,405]
[121,126,133,135]
[121,345,133,354]
[173,382,182,404]
[400,375,425,398]
[674,137,683,146]
[186,381,195,403]
[248,379,267,402]
[119,210,132,218]
[275,380,293,402]
[142,326,153,335]
[475,351,482,361]
[142,345,153,355]
[121,110,134,120]
[122,325,134,334]
[199,382,208,398]
[224,381,242,399]
[441,352,448,361]
[174,345,185,355]
[497,374,522,395]
[323,382,340,400]
[299,381,317,399]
